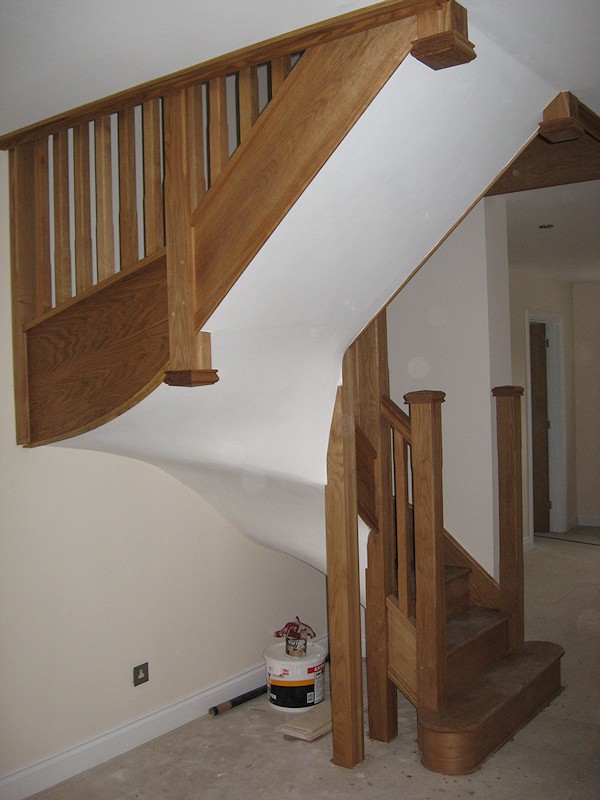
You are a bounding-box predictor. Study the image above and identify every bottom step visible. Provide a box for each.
[419,640,564,774]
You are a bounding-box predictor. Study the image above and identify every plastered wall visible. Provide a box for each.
[0,153,328,779]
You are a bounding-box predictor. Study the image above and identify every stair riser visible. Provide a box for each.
[420,658,562,774]
[446,621,508,696]
[445,574,470,620]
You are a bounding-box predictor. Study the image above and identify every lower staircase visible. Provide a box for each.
[325,311,564,773]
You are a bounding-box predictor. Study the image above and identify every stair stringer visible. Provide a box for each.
[60,26,557,574]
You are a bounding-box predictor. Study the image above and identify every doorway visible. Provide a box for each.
[525,312,568,539]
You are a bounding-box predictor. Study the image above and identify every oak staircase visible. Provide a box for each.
[2,0,564,777]
[325,313,563,772]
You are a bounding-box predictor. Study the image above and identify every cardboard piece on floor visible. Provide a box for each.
[275,698,332,741]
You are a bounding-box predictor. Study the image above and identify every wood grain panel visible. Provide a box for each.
[53,129,72,304]
[386,596,417,705]
[25,253,169,444]
[192,17,418,328]
[95,114,116,282]
[0,0,440,150]
[325,382,364,768]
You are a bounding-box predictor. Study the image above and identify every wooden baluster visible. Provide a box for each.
[185,84,206,209]
[142,99,165,255]
[9,143,37,443]
[208,76,229,184]
[238,66,259,143]
[95,115,115,282]
[53,129,72,304]
[394,429,414,617]
[73,123,93,293]
[163,87,218,387]
[33,137,52,314]
[270,55,292,97]
[405,390,446,714]
[350,313,398,744]
[325,376,364,768]
[118,107,139,268]
[492,386,525,652]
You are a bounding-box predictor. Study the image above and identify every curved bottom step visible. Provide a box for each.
[418,640,564,774]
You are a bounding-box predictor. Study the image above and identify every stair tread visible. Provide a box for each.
[444,564,471,582]
[446,606,509,653]
[421,641,564,732]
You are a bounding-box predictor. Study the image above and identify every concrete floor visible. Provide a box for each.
[28,531,600,800]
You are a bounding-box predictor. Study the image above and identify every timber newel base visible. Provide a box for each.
[163,369,219,387]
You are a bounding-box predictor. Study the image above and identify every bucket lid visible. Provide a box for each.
[264,640,327,663]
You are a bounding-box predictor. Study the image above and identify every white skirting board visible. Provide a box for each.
[0,636,329,800]
[578,516,600,528]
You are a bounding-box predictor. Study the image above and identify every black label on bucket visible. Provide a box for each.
[268,679,315,708]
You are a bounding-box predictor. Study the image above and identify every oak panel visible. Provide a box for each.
[25,253,169,444]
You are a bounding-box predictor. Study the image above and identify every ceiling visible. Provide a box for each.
[504,179,600,281]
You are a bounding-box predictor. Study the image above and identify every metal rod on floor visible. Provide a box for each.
[209,685,267,716]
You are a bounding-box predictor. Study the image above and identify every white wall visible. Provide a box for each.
[387,199,512,576]
[0,151,328,789]
[572,282,600,525]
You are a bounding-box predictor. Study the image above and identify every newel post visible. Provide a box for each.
[163,87,218,387]
[492,386,525,652]
[405,390,446,714]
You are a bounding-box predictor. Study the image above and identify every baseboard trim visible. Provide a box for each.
[578,515,600,528]
[0,635,328,800]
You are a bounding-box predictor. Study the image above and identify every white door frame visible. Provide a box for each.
[524,310,568,543]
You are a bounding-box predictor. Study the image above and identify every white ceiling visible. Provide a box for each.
[505,180,600,281]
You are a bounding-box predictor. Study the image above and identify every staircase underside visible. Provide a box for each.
[55,26,558,571]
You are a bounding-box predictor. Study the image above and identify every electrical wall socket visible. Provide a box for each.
[133,662,149,686]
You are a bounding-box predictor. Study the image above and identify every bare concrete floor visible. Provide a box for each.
[28,533,600,799]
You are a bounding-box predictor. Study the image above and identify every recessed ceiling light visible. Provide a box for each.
[538,223,554,229]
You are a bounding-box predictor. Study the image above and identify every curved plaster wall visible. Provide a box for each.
[59,28,558,574]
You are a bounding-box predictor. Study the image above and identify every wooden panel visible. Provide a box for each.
[95,114,115,282]
[0,0,441,150]
[270,55,292,96]
[33,137,52,315]
[118,107,139,269]
[325,382,364,768]
[192,17,418,329]
[487,130,600,195]
[53,129,72,305]
[386,596,417,705]
[238,66,259,142]
[530,323,550,532]
[24,252,169,444]
[208,77,229,184]
[143,99,165,254]
[73,123,93,292]
[349,313,398,744]
[492,386,525,652]
[405,390,447,714]
[9,143,37,444]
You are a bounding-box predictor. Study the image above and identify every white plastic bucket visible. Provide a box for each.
[264,641,327,712]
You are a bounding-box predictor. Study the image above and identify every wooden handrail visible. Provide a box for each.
[381,394,412,444]
[0,0,443,150]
